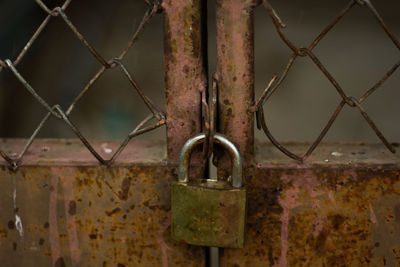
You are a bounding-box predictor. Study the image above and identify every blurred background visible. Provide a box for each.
[0,0,399,145]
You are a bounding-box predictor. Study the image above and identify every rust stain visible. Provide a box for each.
[49,170,61,266]
[61,168,81,267]
[277,188,300,267]
[68,201,77,216]
[4,140,400,265]
[105,207,121,216]
[8,220,15,230]
[216,0,255,169]
[0,227,8,239]
[163,0,206,162]
[221,160,400,266]
[118,177,131,201]
[157,212,172,267]
[54,257,66,267]
[369,203,379,226]
[327,190,337,208]
[0,142,205,266]
[310,215,327,238]
[278,171,333,264]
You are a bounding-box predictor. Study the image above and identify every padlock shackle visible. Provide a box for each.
[178,133,243,188]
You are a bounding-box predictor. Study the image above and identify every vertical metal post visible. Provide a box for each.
[215,0,255,172]
[163,0,208,163]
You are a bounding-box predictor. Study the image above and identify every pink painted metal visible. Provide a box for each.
[215,0,256,175]
[163,0,207,163]
[221,142,400,266]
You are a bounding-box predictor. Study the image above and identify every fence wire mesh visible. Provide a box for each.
[0,0,165,170]
[2,0,399,169]
[253,0,400,162]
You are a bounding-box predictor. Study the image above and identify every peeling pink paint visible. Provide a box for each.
[369,203,379,226]
[49,171,61,266]
[336,184,342,191]
[281,172,324,198]
[311,198,320,210]
[51,167,81,267]
[278,171,333,266]
[157,212,172,267]
[328,190,337,208]
[62,168,81,267]
[310,197,326,237]
[276,188,300,267]
[344,170,358,181]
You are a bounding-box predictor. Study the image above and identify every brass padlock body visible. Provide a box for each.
[171,179,246,248]
[171,133,247,248]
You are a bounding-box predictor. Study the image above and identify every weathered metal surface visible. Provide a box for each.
[163,0,207,163]
[221,142,400,266]
[0,139,205,266]
[171,133,247,248]
[3,140,400,265]
[171,180,246,248]
[215,0,256,171]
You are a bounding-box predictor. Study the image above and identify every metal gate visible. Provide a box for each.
[1,0,400,266]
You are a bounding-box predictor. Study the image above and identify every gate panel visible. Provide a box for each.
[221,143,400,266]
[0,140,205,266]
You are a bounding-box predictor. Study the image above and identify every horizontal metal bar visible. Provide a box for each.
[0,139,166,167]
[2,139,400,265]
[1,139,399,167]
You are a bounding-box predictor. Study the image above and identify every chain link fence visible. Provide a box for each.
[0,0,165,170]
[1,0,399,168]
[253,0,400,161]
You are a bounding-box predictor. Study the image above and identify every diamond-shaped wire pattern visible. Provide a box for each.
[0,0,165,170]
[2,0,398,168]
[253,0,400,162]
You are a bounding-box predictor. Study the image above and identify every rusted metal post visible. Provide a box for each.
[162,0,207,163]
[215,0,255,172]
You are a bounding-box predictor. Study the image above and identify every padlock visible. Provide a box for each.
[171,133,246,248]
